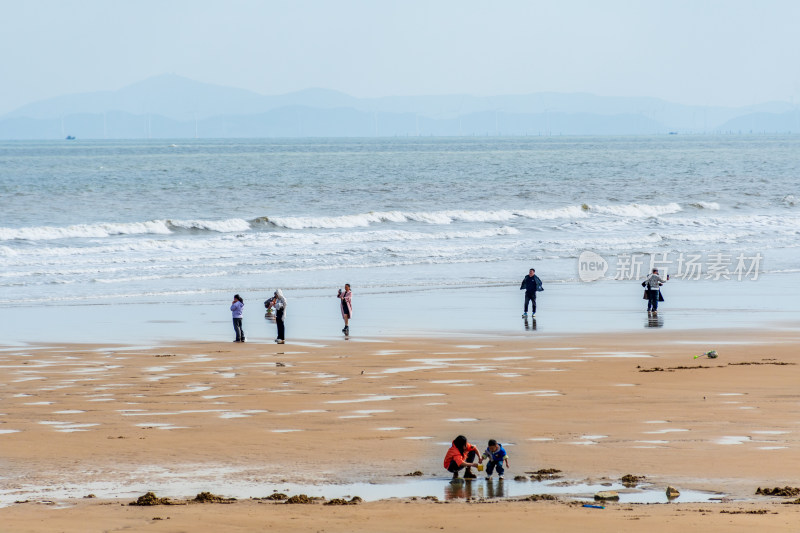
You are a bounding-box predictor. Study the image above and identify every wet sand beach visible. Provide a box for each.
[2,328,800,531]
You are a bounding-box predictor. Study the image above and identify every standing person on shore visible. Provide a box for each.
[273,289,287,344]
[443,435,482,480]
[337,284,352,335]
[230,294,245,342]
[643,268,668,314]
[520,268,543,318]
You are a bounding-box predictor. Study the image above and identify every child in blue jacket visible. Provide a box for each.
[482,439,509,479]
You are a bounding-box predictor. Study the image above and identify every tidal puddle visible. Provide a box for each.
[0,476,727,507]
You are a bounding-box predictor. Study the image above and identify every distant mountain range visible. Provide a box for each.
[1,74,798,139]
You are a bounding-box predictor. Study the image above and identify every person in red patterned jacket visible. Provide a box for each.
[443,435,482,480]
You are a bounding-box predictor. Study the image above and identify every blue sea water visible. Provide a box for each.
[1,136,798,342]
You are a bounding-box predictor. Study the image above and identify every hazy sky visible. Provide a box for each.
[2,0,799,115]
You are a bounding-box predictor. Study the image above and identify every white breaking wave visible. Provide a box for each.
[265,204,684,229]
[0,226,520,261]
[589,203,682,217]
[167,218,252,232]
[0,220,172,241]
[0,204,683,240]
[0,218,251,241]
[266,210,518,229]
[659,213,800,229]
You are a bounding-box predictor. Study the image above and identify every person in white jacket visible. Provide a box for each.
[644,269,668,314]
[273,289,287,344]
[230,294,245,342]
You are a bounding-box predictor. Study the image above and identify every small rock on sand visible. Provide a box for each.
[620,474,645,486]
[594,491,619,501]
[666,486,680,498]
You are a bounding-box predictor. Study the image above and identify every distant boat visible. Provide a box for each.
[668,131,678,135]
[65,135,76,140]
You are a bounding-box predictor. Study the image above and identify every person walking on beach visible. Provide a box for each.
[481,439,509,480]
[520,268,543,318]
[230,294,245,342]
[273,289,287,344]
[444,435,482,480]
[643,268,668,314]
[337,283,352,335]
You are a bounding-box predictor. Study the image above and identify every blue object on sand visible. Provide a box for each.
[583,504,605,509]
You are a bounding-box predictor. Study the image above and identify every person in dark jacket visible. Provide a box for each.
[520,268,543,318]
[273,289,287,344]
[337,284,352,335]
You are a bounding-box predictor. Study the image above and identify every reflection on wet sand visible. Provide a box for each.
[445,478,508,500]
[646,314,664,328]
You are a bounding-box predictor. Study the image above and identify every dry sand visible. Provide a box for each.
[2,328,800,531]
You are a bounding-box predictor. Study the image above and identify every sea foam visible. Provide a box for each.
[264,203,679,229]
[0,218,251,241]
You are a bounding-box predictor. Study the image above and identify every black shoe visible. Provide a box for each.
[463,470,477,480]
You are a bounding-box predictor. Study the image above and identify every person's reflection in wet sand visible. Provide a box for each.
[646,314,664,328]
[444,478,480,500]
[485,478,507,499]
[524,317,537,331]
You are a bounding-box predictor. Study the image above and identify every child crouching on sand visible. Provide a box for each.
[482,439,509,479]
[444,435,482,479]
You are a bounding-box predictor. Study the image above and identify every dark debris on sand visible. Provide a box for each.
[729,361,795,366]
[130,491,237,506]
[262,493,288,500]
[621,474,646,487]
[285,494,315,504]
[639,365,713,372]
[517,494,557,502]
[525,468,563,482]
[405,471,424,477]
[193,492,236,504]
[129,492,175,506]
[325,497,362,506]
[756,486,800,497]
